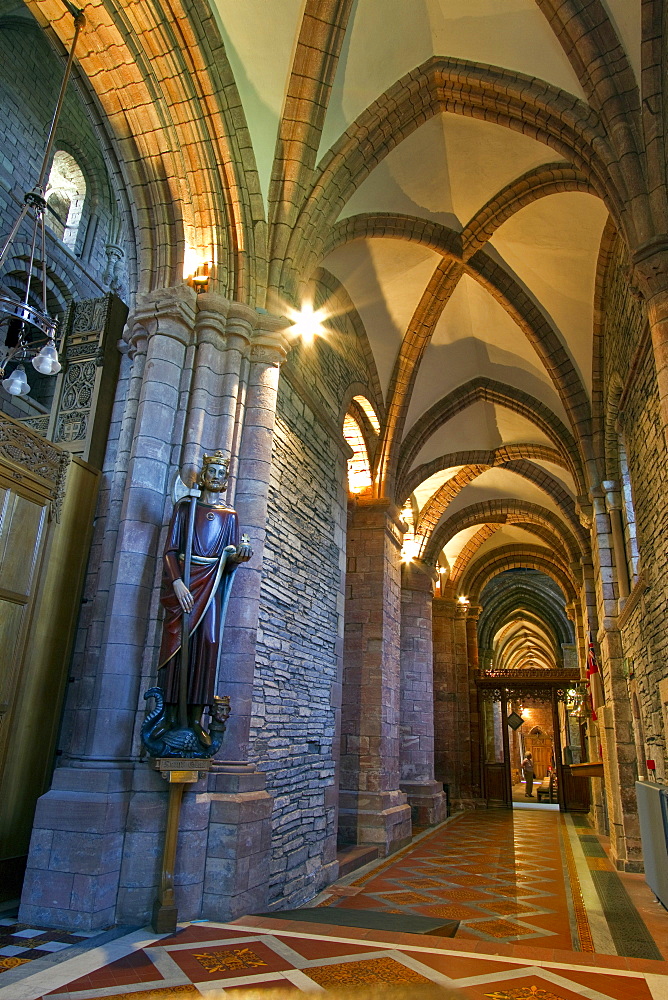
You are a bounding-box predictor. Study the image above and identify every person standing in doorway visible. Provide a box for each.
[522,752,535,797]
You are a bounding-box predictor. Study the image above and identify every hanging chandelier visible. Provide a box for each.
[0,1,85,397]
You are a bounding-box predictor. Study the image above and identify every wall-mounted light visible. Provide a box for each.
[458,595,469,605]
[191,264,209,293]
[401,539,420,563]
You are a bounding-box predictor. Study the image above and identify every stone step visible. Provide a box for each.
[258,906,459,938]
[336,844,379,878]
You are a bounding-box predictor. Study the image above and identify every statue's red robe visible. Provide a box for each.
[158,498,239,707]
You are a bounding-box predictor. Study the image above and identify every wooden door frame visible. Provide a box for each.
[475,675,578,810]
[500,689,513,806]
[551,687,565,811]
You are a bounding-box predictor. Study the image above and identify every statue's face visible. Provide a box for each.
[202,462,228,493]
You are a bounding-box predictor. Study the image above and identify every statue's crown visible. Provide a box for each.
[202,450,229,471]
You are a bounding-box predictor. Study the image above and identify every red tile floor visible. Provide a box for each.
[1,806,667,999]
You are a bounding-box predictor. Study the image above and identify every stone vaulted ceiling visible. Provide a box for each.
[203,0,627,606]
[32,0,654,624]
[193,0,637,607]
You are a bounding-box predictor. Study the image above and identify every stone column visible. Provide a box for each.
[602,480,630,602]
[465,604,483,801]
[584,490,641,869]
[202,318,289,920]
[432,597,456,799]
[432,597,475,809]
[399,560,447,826]
[182,298,258,484]
[20,292,289,928]
[218,319,289,764]
[338,498,412,855]
[453,602,474,804]
[633,238,668,436]
[20,286,199,930]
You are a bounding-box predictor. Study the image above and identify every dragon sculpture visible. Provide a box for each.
[141,687,231,759]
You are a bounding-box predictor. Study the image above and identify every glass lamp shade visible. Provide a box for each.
[32,341,61,375]
[2,364,29,395]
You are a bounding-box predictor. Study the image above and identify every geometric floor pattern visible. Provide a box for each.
[0,919,665,999]
[1,807,667,999]
[0,920,97,974]
[318,808,663,959]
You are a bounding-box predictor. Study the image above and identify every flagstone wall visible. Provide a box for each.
[251,310,381,906]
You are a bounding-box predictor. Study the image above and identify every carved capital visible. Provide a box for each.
[575,495,593,529]
[401,558,437,593]
[225,301,260,348]
[194,292,230,346]
[128,285,197,346]
[601,479,622,511]
[631,236,668,300]
[250,316,291,367]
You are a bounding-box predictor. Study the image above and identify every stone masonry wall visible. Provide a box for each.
[250,311,378,907]
[0,11,130,415]
[602,237,668,781]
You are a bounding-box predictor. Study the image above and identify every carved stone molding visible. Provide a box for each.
[632,236,668,300]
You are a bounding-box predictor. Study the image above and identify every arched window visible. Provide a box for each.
[618,437,639,585]
[45,150,86,250]
[342,412,372,495]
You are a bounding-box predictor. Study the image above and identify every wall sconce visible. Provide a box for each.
[190,264,209,293]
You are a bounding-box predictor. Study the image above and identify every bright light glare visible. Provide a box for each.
[458,595,469,604]
[401,538,420,563]
[288,303,328,344]
[183,244,208,280]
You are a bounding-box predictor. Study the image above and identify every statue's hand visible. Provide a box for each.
[173,578,194,613]
[235,541,253,563]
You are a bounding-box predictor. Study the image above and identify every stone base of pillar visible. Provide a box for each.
[20,762,274,930]
[451,796,484,811]
[338,789,412,856]
[612,856,644,874]
[115,766,214,925]
[400,780,447,827]
[20,765,132,931]
[201,766,273,921]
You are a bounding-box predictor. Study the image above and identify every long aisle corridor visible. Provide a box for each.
[318,808,664,959]
[2,809,668,999]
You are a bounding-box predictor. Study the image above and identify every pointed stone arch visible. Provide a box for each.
[424,498,583,566]
[397,378,584,498]
[461,544,578,604]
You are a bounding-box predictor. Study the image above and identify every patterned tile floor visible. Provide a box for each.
[318,806,666,961]
[0,807,667,999]
[0,918,97,975]
[0,918,666,999]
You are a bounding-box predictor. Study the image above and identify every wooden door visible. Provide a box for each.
[0,486,49,784]
[0,414,99,877]
[525,732,553,779]
[480,693,511,807]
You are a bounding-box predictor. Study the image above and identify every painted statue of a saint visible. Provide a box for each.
[155,451,251,743]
